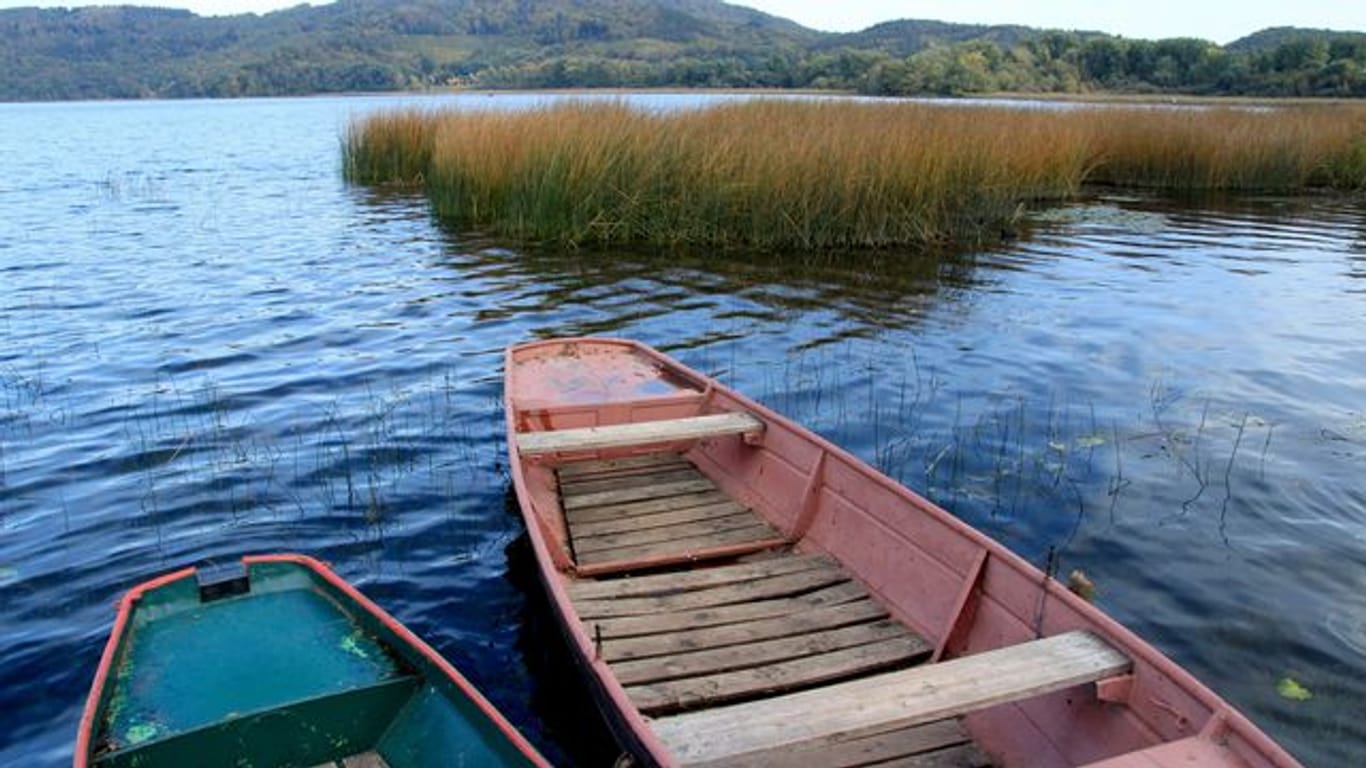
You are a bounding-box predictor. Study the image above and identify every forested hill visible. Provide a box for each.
[2,0,1363,100]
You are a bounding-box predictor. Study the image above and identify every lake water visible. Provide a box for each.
[1,94,1363,766]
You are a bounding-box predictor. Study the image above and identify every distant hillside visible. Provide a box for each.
[1,1,1362,100]
[1227,26,1366,53]
[822,19,1041,58]
[0,0,820,99]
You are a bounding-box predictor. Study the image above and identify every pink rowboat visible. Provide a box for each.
[504,337,1301,768]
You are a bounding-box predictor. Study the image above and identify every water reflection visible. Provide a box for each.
[430,228,988,351]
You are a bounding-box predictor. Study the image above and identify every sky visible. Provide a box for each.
[0,0,1361,44]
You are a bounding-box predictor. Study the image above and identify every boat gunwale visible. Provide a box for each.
[76,565,195,768]
[504,336,1300,768]
[75,553,550,768]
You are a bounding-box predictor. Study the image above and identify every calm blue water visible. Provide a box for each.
[1,95,1363,766]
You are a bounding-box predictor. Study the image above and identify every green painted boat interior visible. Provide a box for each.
[91,561,535,768]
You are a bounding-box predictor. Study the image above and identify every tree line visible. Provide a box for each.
[1,1,1362,101]
[478,32,1366,98]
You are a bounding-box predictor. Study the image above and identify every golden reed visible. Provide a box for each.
[344,100,1366,249]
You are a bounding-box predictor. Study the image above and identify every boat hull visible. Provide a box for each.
[504,337,1301,768]
[77,553,547,768]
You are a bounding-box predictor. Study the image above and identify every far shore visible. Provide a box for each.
[380,86,1366,107]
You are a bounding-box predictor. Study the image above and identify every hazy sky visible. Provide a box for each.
[1,0,1361,44]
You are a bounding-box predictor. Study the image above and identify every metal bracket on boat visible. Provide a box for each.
[196,561,250,603]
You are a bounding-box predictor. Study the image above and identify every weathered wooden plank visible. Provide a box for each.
[560,466,705,497]
[575,524,782,568]
[518,412,763,455]
[873,743,993,768]
[922,743,992,768]
[556,452,689,480]
[570,500,751,538]
[688,718,973,768]
[574,513,776,557]
[576,538,790,578]
[602,599,890,662]
[565,490,732,525]
[612,620,920,686]
[628,635,928,714]
[563,477,719,511]
[567,552,831,601]
[586,581,869,640]
[576,566,852,619]
[651,631,1133,765]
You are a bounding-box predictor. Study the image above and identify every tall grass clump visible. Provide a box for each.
[344,109,438,185]
[1083,104,1366,192]
[344,100,1366,250]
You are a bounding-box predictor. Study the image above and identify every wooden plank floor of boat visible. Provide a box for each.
[556,453,993,768]
[558,453,787,569]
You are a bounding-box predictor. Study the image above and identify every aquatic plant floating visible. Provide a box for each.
[1276,677,1313,702]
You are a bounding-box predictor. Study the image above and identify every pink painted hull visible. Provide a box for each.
[504,338,1301,768]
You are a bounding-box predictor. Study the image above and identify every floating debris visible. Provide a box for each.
[1067,569,1097,602]
[1276,677,1313,702]
[1031,204,1168,234]
[1074,434,1108,449]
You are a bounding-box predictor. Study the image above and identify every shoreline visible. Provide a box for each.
[5,86,1363,107]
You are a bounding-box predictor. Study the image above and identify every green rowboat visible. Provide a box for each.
[76,554,548,768]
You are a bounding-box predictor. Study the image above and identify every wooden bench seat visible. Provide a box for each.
[516,412,763,456]
[650,630,1132,766]
[687,718,991,768]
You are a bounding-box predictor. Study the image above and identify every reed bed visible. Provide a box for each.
[344,100,1366,249]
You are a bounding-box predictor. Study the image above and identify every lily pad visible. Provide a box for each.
[1276,677,1313,701]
